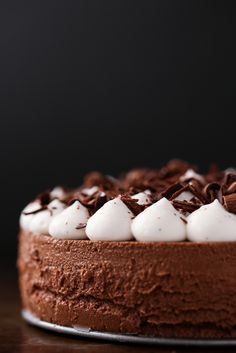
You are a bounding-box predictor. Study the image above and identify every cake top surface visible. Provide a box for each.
[20,160,236,242]
[25,159,236,213]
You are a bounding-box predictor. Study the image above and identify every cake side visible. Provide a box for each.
[18,230,236,338]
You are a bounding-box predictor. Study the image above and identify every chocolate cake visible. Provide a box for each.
[18,160,236,339]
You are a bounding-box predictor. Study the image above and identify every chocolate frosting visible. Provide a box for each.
[18,230,236,338]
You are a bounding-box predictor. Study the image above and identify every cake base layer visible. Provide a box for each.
[22,309,236,346]
[18,231,236,338]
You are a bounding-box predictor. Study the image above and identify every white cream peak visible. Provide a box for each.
[187,199,236,242]
[81,186,99,196]
[131,190,151,205]
[28,199,66,235]
[50,186,65,199]
[20,200,42,230]
[180,169,205,184]
[49,200,90,239]
[86,197,134,241]
[131,197,186,242]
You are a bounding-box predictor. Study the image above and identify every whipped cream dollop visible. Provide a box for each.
[225,168,236,174]
[81,186,99,196]
[28,199,66,235]
[180,169,205,184]
[20,200,42,230]
[131,197,186,242]
[81,185,106,198]
[86,197,134,241]
[187,199,236,242]
[131,190,151,205]
[49,200,90,239]
[50,186,66,199]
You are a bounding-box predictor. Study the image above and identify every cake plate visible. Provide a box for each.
[22,310,236,346]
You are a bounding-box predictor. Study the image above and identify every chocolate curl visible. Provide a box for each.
[123,169,164,192]
[172,200,200,213]
[221,173,236,195]
[158,159,196,179]
[203,183,221,203]
[169,184,191,201]
[225,181,236,195]
[66,188,111,215]
[188,180,207,204]
[120,195,144,215]
[161,183,184,199]
[223,172,236,186]
[36,190,51,205]
[79,193,108,214]
[24,190,52,214]
[83,172,119,191]
[127,186,143,195]
[223,194,236,214]
[23,205,47,215]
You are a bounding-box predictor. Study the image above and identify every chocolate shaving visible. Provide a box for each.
[122,169,161,191]
[223,172,236,186]
[120,195,144,215]
[23,161,236,218]
[188,180,207,204]
[158,159,195,179]
[83,172,118,191]
[67,197,80,206]
[203,183,221,203]
[37,191,51,205]
[221,173,236,195]
[67,192,108,214]
[225,181,236,195]
[172,200,200,213]
[180,216,187,224]
[161,183,184,199]
[169,184,190,201]
[223,194,236,214]
[75,223,87,229]
[23,206,47,215]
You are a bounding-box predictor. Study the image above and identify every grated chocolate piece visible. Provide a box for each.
[161,183,184,199]
[225,181,236,195]
[23,205,47,215]
[75,223,87,229]
[221,173,236,195]
[83,172,119,191]
[36,191,51,205]
[120,194,144,215]
[223,194,236,214]
[172,200,200,213]
[203,183,221,203]
[169,184,191,201]
[188,180,207,204]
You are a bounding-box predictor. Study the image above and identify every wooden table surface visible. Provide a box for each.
[1,269,235,353]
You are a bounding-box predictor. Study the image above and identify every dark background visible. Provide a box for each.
[0,1,235,270]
